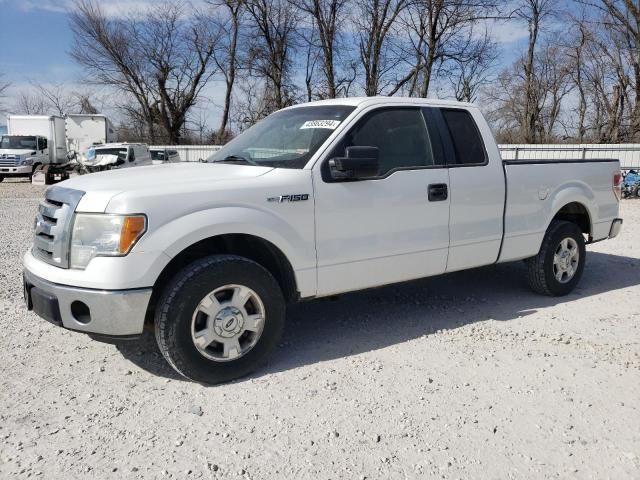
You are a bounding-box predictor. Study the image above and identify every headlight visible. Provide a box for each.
[70,214,147,269]
[20,158,34,166]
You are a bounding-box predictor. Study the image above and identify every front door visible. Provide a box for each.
[313,107,450,296]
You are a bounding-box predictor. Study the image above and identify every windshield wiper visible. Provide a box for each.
[214,155,259,166]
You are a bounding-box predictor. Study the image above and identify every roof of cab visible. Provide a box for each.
[282,96,475,110]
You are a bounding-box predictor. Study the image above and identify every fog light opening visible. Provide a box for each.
[71,301,91,324]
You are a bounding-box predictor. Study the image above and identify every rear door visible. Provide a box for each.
[429,107,504,271]
[313,107,450,296]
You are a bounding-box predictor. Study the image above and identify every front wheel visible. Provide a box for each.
[526,220,586,296]
[155,255,286,384]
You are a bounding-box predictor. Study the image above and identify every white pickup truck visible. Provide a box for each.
[23,97,623,384]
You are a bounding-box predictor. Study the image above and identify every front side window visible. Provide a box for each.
[332,108,434,177]
[207,105,355,169]
[440,109,486,165]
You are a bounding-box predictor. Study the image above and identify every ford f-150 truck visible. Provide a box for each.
[23,97,623,384]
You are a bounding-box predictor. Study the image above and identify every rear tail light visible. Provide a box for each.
[613,171,622,201]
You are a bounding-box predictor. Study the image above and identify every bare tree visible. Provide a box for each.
[70,0,218,144]
[354,0,408,96]
[245,0,299,111]
[514,0,554,143]
[76,93,100,114]
[449,28,498,102]
[231,77,274,129]
[536,44,574,139]
[585,25,631,141]
[209,0,245,141]
[303,30,321,101]
[487,40,572,143]
[293,0,348,98]
[0,74,10,113]
[392,0,499,98]
[565,15,590,141]
[30,82,79,116]
[577,0,639,139]
[14,91,47,115]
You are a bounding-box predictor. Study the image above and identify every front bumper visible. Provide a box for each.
[23,269,151,337]
[0,165,32,176]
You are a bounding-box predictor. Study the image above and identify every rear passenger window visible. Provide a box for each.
[339,108,434,176]
[441,109,486,165]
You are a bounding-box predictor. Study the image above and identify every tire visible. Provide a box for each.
[154,254,286,384]
[0,176,3,183]
[526,220,586,297]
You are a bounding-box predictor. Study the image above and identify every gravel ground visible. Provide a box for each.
[0,177,639,479]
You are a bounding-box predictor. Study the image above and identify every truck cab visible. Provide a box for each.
[0,134,49,181]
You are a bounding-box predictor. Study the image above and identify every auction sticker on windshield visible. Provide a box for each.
[300,120,341,130]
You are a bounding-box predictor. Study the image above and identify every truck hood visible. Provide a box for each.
[59,162,274,213]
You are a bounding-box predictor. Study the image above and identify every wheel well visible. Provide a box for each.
[552,202,591,237]
[146,234,298,324]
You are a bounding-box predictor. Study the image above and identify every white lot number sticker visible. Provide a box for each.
[300,120,341,130]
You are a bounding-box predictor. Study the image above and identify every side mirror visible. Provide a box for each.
[329,146,379,180]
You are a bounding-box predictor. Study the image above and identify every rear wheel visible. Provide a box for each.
[0,176,4,183]
[526,220,586,296]
[155,255,286,384]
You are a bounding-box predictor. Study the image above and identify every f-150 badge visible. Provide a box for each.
[267,194,310,203]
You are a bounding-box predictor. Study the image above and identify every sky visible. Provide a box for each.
[0,0,556,128]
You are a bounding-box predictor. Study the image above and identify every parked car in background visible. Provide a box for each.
[81,143,152,170]
[150,147,181,164]
[622,170,640,198]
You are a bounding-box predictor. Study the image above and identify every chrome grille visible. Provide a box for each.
[0,154,20,167]
[32,187,85,268]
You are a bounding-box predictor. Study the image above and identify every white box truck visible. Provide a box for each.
[65,114,117,157]
[0,115,67,182]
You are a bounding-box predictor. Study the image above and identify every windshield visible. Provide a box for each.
[0,136,37,150]
[87,147,128,161]
[207,105,356,168]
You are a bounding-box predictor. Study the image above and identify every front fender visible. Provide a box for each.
[136,206,316,272]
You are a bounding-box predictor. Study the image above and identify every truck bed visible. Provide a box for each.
[499,158,620,262]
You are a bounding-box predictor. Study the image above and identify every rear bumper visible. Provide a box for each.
[23,269,151,337]
[609,218,623,239]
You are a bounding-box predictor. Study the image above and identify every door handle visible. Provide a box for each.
[428,183,448,201]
